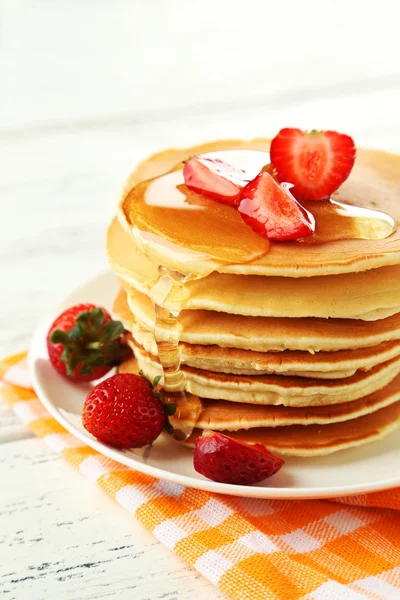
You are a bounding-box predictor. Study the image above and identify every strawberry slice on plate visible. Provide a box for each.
[237,171,315,241]
[183,156,247,205]
[194,431,284,485]
[270,128,356,201]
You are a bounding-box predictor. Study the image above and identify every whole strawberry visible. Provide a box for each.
[82,373,166,448]
[47,303,131,382]
[194,431,284,485]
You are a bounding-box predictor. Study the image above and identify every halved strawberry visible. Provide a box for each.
[270,128,356,201]
[194,431,284,485]
[237,172,315,241]
[183,156,248,205]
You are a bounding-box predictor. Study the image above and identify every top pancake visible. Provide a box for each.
[119,139,400,278]
[107,218,400,320]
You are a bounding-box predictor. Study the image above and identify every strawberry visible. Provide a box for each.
[270,128,356,201]
[47,304,131,382]
[237,172,315,240]
[82,373,166,448]
[183,156,248,205]
[194,431,284,485]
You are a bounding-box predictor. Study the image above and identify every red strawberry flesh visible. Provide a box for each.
[270,128,356,201]
[237,172,315,241]
[194,431,284,485]
[82,373,166,448]
[183,156,248,205]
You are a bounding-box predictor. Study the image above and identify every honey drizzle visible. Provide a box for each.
[131,149,396,439]
[150,268,202,441]
[128,149,396,267]
[299,199,395,243]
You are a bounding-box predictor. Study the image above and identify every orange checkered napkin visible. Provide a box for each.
[2,352,400,600]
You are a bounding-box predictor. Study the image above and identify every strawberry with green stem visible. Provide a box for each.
[83,372,175,448]
[47,303,132,382]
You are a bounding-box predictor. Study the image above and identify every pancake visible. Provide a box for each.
[108,218,400,320]
[127,333,400,379]
[118,139,400,278]
[121,351,400,406]
[184,374,400,430]
[111,139,400,458]
[114,289,400,378]
[116,355,400,427]
[116,286,400,353]
[127,328,400,379]
[117,357,400,456]
[185,399,400,456]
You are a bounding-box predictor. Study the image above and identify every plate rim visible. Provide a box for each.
[28,270,400,500]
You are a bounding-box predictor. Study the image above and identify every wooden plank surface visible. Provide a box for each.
[0,438,225,600]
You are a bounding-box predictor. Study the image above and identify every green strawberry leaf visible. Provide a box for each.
[92,355,106,367]
[52,306,132,379]
[100,320,124,343]
[89,307,105,330]
[165,403,177,416]
[66,352,80,377]
[61,346,71,362]
[76,307,105,331]
[164,420,174,435]
[75,310,90,322]
[66,323,83,341]
[139,370,153,386]
[50,329,70,344]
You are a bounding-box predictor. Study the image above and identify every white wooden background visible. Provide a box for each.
[1,0,400,598]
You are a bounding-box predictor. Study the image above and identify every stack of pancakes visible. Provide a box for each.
[107,139,400,456]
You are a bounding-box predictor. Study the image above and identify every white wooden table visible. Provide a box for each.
[2,1,400,598]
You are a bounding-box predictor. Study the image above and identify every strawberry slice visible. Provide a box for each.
[237,171,315,241]
[183,156,247,205]
[270,128,356,201]
[194,431,284,485]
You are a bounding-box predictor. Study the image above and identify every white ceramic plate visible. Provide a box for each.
[28,271,400,499]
